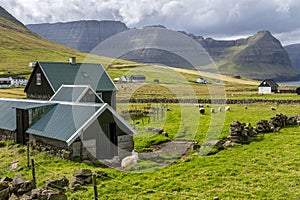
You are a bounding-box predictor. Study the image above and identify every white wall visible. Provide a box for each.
[258,87,272,94]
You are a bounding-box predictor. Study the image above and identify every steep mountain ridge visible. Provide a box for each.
[285,43,300,72]
[27,20,128,53]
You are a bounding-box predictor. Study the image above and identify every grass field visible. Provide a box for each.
[1,102,299,199]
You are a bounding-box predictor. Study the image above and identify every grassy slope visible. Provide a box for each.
[0,15,116,77]
[1,103,300,199]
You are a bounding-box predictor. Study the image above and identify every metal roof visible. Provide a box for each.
[50,85,88,102]
[258,79,278,88]
[27,104,104,142]
[50,85,103,103]
[0,99,55,131]
[39,62,117,92]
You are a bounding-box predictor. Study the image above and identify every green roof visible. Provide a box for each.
[27,104,104,142]
[39,62,117,92]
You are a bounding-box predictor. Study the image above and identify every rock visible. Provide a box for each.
[82,160,93,166]
[0,187,10,200]
[16,180,35,196]
[46,177,69,191]
[1,177,12,182]
[8,193,19,200]
[72,169,92,178]
[93,170,109,180]
[47,191,67,200]
[61,150,71,160]
[68,176,84,191]
[190,143,200,150]
[0,181,9,190]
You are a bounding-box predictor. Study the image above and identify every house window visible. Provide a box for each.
[36,73,41,85]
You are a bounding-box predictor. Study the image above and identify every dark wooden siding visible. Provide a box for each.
[25,64,54,100]
[101,91,116,109]
[16,109,29,145]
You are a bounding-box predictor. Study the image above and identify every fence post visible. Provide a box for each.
[93,174,98,200]
[31,159,36,188]
[27,143,30,168]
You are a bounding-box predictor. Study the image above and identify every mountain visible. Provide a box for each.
[285,44,300,72]
[26,18,299,81]
[188,30,299,81]
[27,20,128,53]
[0,6,91,76]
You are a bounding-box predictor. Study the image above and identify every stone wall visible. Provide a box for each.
[118,98,300,104]
[0,129,16,142]
[224,113,300,148]
[118,135,134,159]
[29,134,71,159]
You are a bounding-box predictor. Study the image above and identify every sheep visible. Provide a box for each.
[244,106,248,110]
[218,107,222,112]
[199,108,205,115]
[270,107,276,111]
[206,104,210,108]
[225,106,230,111]
[210,108,215,114]
[199,104,204,108]
[121,150,138,168]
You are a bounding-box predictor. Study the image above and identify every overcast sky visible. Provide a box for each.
[1,0,300,45]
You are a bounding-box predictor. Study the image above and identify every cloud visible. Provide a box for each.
[1,0,300,44]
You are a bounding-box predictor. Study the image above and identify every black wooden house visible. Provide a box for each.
[25,60,117,109]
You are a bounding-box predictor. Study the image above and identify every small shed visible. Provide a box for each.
[258,79,278,94]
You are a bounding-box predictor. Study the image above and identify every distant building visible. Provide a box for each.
[129,75,146,83]
[196,78,209,84]
[258,79,278,94]
[279,87,296,93]
[10,76,28,87]
[0,78,11,88]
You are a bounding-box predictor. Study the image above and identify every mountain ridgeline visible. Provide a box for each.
[27,21,300,81]
[27,21,128,53]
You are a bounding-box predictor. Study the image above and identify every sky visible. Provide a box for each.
[1,0,300,45]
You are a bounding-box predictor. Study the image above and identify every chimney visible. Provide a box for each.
[69,57,76,64]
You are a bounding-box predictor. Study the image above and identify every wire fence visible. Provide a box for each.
[2,144,202,199]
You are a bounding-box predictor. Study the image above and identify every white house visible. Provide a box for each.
[10,76,28,87]
[258,79,278,94]
[0,78,11,88]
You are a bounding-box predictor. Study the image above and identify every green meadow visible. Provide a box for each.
[1,102,300,199]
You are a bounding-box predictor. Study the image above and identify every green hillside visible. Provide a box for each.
[0,6,109,77]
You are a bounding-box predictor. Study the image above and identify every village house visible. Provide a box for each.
[0,76,27,88]
[0,85,135,160]
[258,79,278,94]
[25,57,117,109]
[129,75,146,83]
